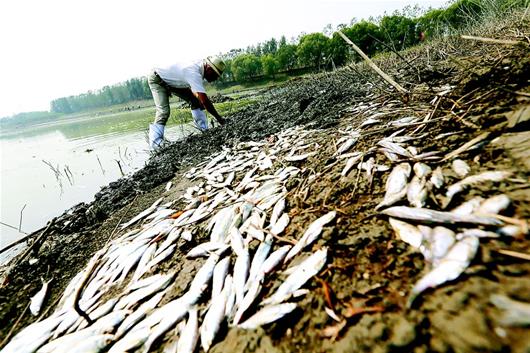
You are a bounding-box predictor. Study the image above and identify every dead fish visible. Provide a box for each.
[382,206,503,226]
[490,294,530,327]
[413,162,432,179]
[408,236,479,307]
[233,277,263,325]
[452,159,470,178]
[55,334,113,353]
[260,245,291,275]
[450,197,484,216]
[270,213,290,235]
[165,181,172,191]
[188,254,219,300]
[108,327,150,353]
[430,166,444,189]
[375,163,411,210]
[406,176,428,208]
[443,171,512,208]
[30,278,52,316]
[200,284,229,352]
[177,308,199,353]
[477,194,511,215]
[212,256,231,298]
[115,290,166,339]
[233,247,250,307]
[246,235,273,290]
[186,242,227,259]
[341,154,363,177]
[264,248,327,305]
[269,197,286,227]
[121,197,163,229]
[378,140,413,158]
[388,218,423,249]
[336,137,358,155]
[285,212,336,262]
[430,226,456,265]
[456,228,499,239]
[238,303,297,329]
[285,152,316,162]
[229,227,246,257]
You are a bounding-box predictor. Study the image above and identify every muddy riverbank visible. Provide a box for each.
[1,15,529,353]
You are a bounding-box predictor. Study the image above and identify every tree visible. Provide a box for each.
[231,54,262,81]
[276,43,298,71]
[261,54,279,78]
[296,33,330,70]
[379,14,419,51]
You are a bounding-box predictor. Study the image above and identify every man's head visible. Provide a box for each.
[204,56,226,82]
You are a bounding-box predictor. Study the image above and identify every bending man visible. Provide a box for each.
[147,56,227,149]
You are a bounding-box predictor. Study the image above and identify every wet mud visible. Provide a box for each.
[1,17,529,353]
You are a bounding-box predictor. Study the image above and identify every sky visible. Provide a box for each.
[0,0,448,118]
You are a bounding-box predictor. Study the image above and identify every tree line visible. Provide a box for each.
[49,0,526,114]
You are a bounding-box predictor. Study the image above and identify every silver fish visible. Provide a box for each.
[430,166,444,189]
[381,206,503,226]
[413,162,432,178]
[443,171,512,208]
[406,176,428,208]
[142,297,192,353]
[285,211,336,262]
[233,247,250,307]
[430,226,456,265]
[55,334,113,353]
[264,248,327,305]
[452,159,470,178]
[177,308,199,353]
[450,197,484,216]
[108,327,150,353]
[30,278,52,316]
[132,243,157,282]
[408,236,479,307]
[238,303,297,329]
[477,194,511,215]
[212,256,231,298]
[121,197,163,229]
[186,242,227,259]
[246,235,273,290]
[115,290,166,339]
[336,137,358,155]
[188,254,220,300]
[229,227,247,257]
[200,284,229,352]
[270,213,290,235]
[285,152,317,161]
[375,163,411,210]
[261,245,291,275]
[389,218,423,249]
[269,198,286,227]
[234,277,263,325]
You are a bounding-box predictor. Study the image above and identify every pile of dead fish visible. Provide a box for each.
[333,104,527,307]
[3,126,336,353]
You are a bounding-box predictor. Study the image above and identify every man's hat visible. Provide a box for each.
[206,56,226,77]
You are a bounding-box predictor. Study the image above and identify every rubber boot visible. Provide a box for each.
[148,123,165,149]
[191,108,208,131]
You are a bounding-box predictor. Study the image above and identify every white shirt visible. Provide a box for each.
[154,60,206,93]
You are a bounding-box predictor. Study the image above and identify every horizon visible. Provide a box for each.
[0,0,448,118]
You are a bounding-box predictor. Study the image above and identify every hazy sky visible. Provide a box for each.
[0,0,448,117]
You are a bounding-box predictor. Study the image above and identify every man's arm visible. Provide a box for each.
[195,92,226,125]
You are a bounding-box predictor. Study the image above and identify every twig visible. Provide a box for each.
[115,160,125,177]
[0,221,29,234]
[0,301,30,348]
[10,220,55,268]
[18,204,27,233]
[496,249,530,261]
[72,254,104,325]
[96,155,105,175]
[105,196,138,246]
[461,35,522,45]
[338,31,409,96]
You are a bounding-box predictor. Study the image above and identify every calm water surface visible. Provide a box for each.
[0,111,195,261]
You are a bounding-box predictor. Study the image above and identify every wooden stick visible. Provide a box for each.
[338,31,409,95]
[461,35,521,45]
[496,249,530,261]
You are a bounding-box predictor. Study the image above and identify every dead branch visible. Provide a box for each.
[18,204,26,233]
[338,31,409,96]
[461,35,522,45]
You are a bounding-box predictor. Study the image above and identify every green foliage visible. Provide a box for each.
[296,33,330,70]
[276,44,298,71]
[379,15,419,50]
[262,54,279,78]
[231,54,263,81]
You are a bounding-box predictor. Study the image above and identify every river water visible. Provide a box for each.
[0,110,195,261]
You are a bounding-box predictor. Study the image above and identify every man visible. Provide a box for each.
[147,56,227,149]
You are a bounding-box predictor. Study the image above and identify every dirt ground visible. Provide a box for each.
[1,14,529,353]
